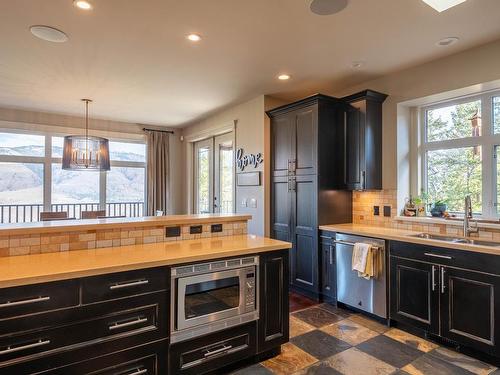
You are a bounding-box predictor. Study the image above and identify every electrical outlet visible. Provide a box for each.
[165,226,181,238]
[373,206,380,216]
[383,206,391,217]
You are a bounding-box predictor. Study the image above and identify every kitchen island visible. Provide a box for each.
[0,215,291,374]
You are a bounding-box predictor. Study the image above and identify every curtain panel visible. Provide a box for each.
[145,130,169,216]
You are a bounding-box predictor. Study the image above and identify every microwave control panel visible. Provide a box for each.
[244,267,256,312]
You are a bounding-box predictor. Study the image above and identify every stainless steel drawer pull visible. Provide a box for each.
[109,279,149,290]
[204,344,233,358]
[431,265,436,291]
[108,317,148,331]
[424,253,452,260]
[121,368,147,375]
[0,339,50,355]
[0,296,50,308]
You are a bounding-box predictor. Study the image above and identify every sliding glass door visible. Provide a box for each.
[194,133,234,214]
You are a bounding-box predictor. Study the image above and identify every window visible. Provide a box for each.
[420,90,500,217]
[0,130,146,223]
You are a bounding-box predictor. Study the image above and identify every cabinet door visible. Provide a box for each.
[294,106,317,176]
[271,176,291,243]
[320,241,336,302]
[390,257,439,334]
[345,106,363,190]
[440,267,500,356]
[290,175,318,295]
[271,114,294,177]
[258,250,290,353]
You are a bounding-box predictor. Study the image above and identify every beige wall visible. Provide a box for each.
[0,107,184,215]
[325,39,500,196]
[181,96,287,235]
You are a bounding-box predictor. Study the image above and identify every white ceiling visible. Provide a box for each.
[1,0,500,127]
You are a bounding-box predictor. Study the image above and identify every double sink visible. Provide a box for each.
[410,233,500,248]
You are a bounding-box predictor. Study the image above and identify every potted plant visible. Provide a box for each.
[414,192,429,217]
[430,200,447,217]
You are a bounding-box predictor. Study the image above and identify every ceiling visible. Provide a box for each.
[1,0,500,127]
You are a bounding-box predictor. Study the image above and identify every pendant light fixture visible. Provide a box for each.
[62,99,110,171]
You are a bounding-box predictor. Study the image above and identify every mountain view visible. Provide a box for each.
[0,144,145,206]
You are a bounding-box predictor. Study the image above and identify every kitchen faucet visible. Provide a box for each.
[463,195,479,237]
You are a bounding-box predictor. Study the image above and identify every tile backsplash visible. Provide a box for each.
[0,221,248,257]
[352,189,500,240]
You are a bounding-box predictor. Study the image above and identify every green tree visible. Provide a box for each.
[426,101,482,212]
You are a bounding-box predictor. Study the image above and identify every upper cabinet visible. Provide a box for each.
[342,90,387,190]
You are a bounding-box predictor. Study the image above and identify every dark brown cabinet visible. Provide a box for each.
[258,250,289,353]
[390,256,439,334]
[343,90,387,190]
[268,95,352,299]
[390,241,500,357]
[441,267,500,356]
[0,268,169,375]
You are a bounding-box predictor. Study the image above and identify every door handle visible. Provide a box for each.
[424,253,452,260]
[441,267,446,294]
[329,246,333,265]
[0,296,50,308]
[109,279,149,290]
[431,265,437,291]
[0,339,50,355]
[204,344,232,358]
[108,317,148,331]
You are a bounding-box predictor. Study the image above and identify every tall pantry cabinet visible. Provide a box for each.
[267,94,352,299]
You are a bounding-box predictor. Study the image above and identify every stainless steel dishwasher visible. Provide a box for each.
[335,233,387,319]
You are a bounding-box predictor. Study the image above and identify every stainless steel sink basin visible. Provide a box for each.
[410,233,500,247]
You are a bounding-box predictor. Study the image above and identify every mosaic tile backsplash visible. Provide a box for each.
[0,220,248,257]
[352,190,500,240]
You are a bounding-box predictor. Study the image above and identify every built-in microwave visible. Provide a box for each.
[170,256,259,343]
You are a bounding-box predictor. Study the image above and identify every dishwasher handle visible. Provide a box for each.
[334,240,381,251]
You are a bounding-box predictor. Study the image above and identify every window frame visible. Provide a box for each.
[419,90,500,218]
[0,128,146,219]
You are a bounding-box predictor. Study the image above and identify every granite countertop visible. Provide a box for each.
[319,223,500,256]
[0,235,291,288]
[0,213,252,236]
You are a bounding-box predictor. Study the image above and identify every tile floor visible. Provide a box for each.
[231,294,499,375]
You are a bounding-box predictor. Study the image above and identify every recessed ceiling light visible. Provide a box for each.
[310,0,348,15]
[421,0,467,12]
[73,0,93,10]
[186,34,202,42]
[435,37,459,47]
[278,74,291,81]
[30,25,68,43]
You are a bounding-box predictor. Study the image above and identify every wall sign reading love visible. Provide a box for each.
[236,148,263,171]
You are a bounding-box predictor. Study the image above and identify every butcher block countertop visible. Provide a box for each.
[0,235,291,288]
[0,213,251,236]
[319,223,500,256]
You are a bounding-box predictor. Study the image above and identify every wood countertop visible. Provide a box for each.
[319,223,500,256]
[0,214,251,236]
[0,235,291,288]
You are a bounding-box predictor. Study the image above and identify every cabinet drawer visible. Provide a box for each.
[390,241,500,275]
[82,267,168,304]
[0,280,79,321]
[170,323,256,375]
[0,340,168,375]
[0,296,165,364]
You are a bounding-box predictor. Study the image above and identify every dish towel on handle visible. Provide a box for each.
[352,243,376,280]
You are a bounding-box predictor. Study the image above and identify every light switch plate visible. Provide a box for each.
[249,198,257,208]
[241,198,248,207]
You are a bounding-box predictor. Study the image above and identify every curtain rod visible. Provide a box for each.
[143,128,174,134]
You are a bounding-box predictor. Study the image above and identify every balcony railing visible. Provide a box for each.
[0,202,145,224]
